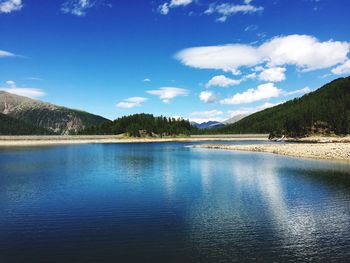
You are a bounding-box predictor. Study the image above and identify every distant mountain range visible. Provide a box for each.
[191,121,225,129]
[0,91,109,135]
[218,76,350,136]
[191,114,248,129]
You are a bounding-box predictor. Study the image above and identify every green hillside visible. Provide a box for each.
[217,76,350,137]
[79,113,197,136]
[0,113,53,135]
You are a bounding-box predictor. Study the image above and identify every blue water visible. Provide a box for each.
[0,141,350,262]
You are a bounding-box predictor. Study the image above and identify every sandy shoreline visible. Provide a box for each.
[193,143,350,161]
[0,135,268,147]
[286,135,350,143]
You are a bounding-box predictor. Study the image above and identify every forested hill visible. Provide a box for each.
[79,113,197,136]
[0,113,53,135]
[216,76,350,136]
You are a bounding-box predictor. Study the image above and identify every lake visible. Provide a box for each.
[0,141,350,262]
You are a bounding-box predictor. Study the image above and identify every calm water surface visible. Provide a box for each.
[0,141,350,262]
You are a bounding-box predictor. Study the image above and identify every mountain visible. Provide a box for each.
[218,77,350,136]
[191,121,225,129]
[223,114,248,125]
[79,113,196,136]
[0,91,109,135]
[0,113,53,135]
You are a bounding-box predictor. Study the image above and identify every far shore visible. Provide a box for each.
[0,134,268,147]
[193,142,350,161]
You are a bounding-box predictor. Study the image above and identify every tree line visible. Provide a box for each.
[79,113,197,137]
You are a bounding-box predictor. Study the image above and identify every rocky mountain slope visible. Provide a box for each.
[0,91,109,135]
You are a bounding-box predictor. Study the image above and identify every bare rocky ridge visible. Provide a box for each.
[0,91,109,135]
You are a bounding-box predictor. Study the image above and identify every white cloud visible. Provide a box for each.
[331,60,350,75]
[191,109,223,118]
[170,0,192,6]
[220,83,282,105]
[158,0,193,15]
[147,87,189,103]
[0,80,46,98]
[189,109,225,123]
[176,34,350,74]
[5,80,15,87]
[284,87,311,96]
[244,24,258,32]
[61,0,103,16]
[205,0,263,22]
[206,75,241,88]
[260,35,349,71]
[199,91,217,103]
[0,50,16,57]
[26,77,44,81]
[258,67,286,82]
[116,97,148,109]
[242,72,257,80]
[158,3,169,15]
[143,78,151,82]
[0,0,22,13]
[176,44,261,73]
[228,102,281,117]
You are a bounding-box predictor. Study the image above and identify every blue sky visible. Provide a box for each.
[0,0,349,122]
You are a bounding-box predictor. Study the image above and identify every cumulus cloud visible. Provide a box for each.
[260,35,349,71]
[258,67,286,82]
[331,60,350,75]
[0,80,46,98]
[0,49,16,57]
[143,78,151,82]
[116,97,148,109]
[228,102,281,117]
[199,91,217,103]
[205,0,263,22]
[61,0,107,16]
[0,0,22,13]
[147,87,189,103]
[220,83,282,105]
[206,75,241,88]
[158,0,193,15]
[176,34,350,74]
